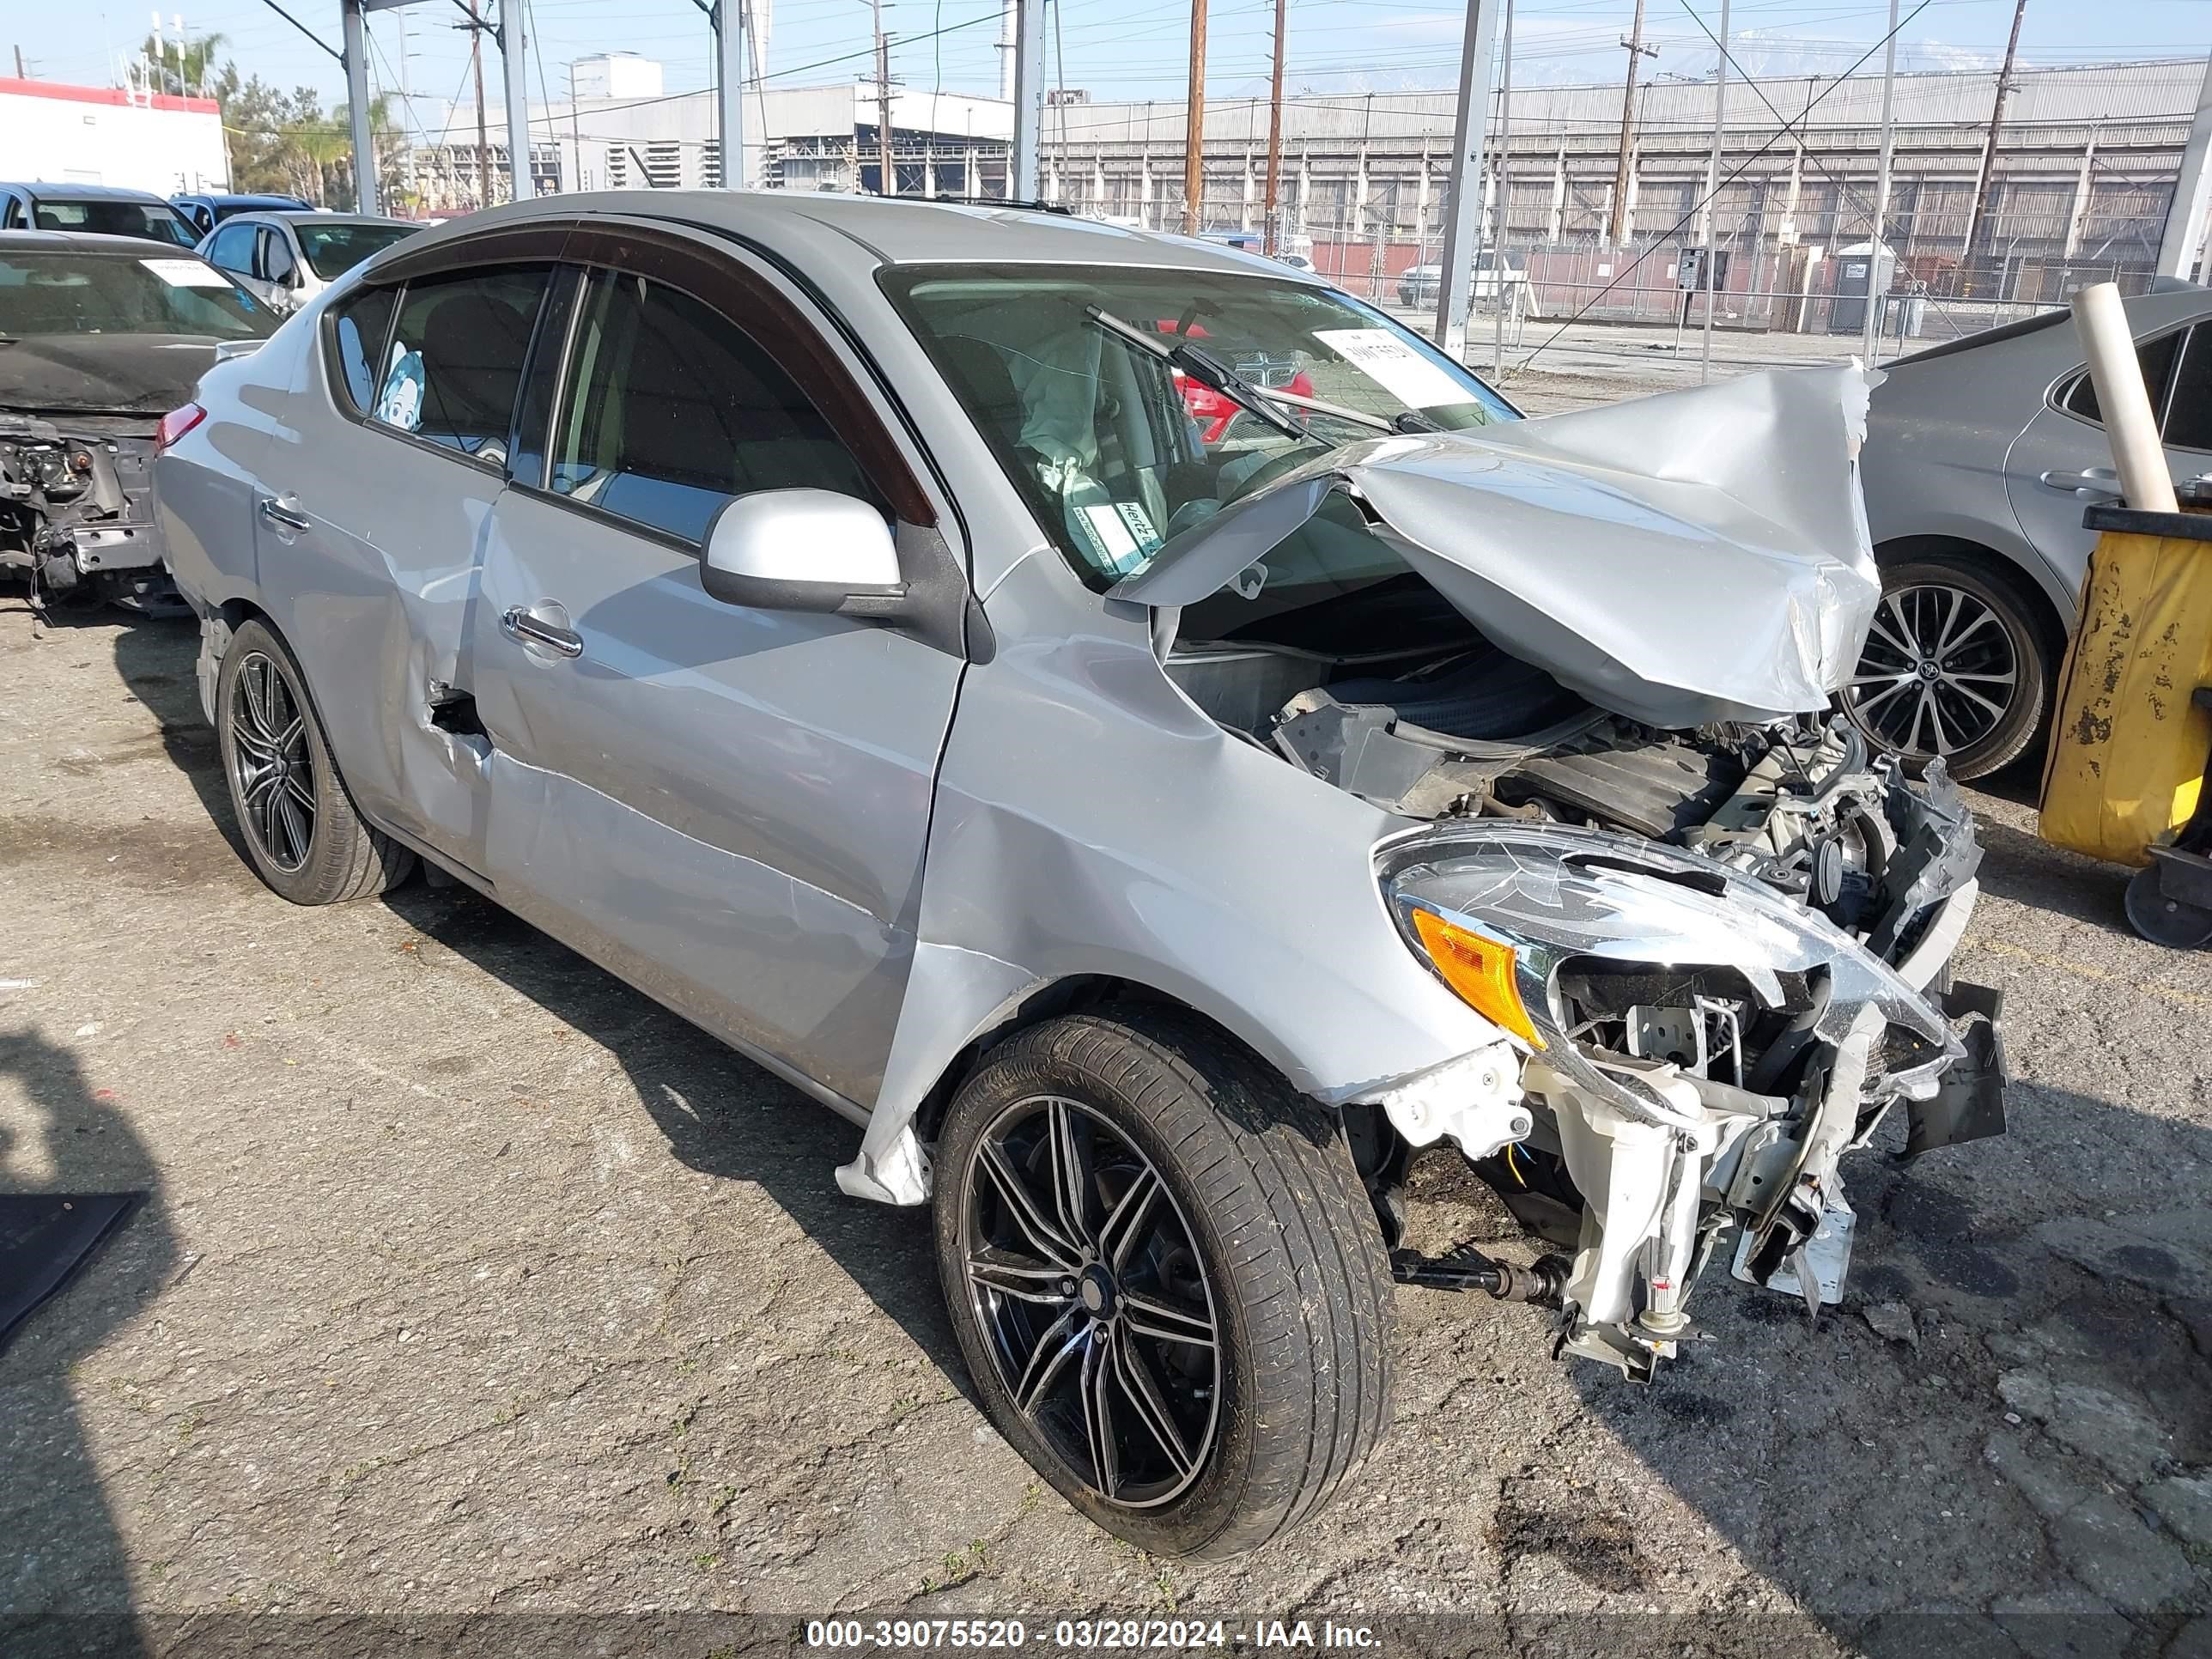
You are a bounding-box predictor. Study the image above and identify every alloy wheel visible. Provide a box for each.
[1844,582,2021,761]
[228,650,316,873]
[960,1095,1222,1509]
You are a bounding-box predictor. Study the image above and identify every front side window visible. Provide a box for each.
[2162,324,2212,453]
[30,198,198,247]
[0,252,270,340]
[884,263,1516,586]
[374,266,550,463]
[546,266,880,544]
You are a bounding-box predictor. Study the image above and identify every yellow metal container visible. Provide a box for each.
[2039,503,2212,867]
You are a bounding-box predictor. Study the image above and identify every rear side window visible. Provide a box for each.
[329,284,399,415]
[2063,329,2182,425]
[374,266,550,464]
[546,267,879,544]
[2162,325,2212,453]
[207,222,255,274]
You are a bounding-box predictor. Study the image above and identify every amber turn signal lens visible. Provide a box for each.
[1410,909,1544,1049]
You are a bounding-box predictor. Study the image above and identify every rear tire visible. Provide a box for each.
[1841,553,2053,782]
[216,618,414,905]
[933,1009,1394,1559]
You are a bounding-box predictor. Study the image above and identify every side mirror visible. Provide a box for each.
[700,488,903,615]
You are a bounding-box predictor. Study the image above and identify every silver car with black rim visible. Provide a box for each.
[155,193,2004,1556]
[1855,281,2212,779]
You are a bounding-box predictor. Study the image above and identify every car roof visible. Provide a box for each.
[0,181,176,204]
[386,191,1328,283]
[0,228,207,255]
[185,192,310,206]
[252,211,416,230]
[1889,283,2212,369]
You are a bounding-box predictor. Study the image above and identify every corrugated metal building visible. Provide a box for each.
[1038,58,2208,302]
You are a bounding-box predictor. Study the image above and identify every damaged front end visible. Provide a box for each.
[0,412,175,612]
[1377,817,2001,1377]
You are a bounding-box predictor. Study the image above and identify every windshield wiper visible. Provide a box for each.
[1085,305,1354,441]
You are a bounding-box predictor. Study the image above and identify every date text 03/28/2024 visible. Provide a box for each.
[805,1620,1380,1650]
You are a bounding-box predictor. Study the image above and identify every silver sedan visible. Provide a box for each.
[155,193,1999,1555]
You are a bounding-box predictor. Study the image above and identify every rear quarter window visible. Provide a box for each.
[327,284,399,416]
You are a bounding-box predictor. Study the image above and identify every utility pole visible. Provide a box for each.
[14,46,27,78]
[1960,0,2027,295]
[1861,0,1899,364]
[1261,0,1285,254]
[872,0,893,195]
[1183,0,1206,235]
[467,0,491,210]
[1607,0,1656,245]
[1491,0,1513,376]
[2156,47,2212,280]
[1697,0,1728,384]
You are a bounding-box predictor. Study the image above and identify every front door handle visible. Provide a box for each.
[501,604,585,659]
[2039,467,2124,499]
[258,495,312,533]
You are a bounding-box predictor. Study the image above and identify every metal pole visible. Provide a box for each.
[2157,48,2212,279]
[1861,0,1899,364]
[501,0,532,201]
[1183,0,1207,234]
[1010,0,1042,199]
[467,0,492,209]
[342,0,377,213]
[1261,0,1285,255]
[873,0,892,194]
[1697,0,1728,382]
[1431,0,1502,359]
[1607,0,1653,246]
[1960,0,2027,294]
[1491,0,1512,378]
[716,0,747,187]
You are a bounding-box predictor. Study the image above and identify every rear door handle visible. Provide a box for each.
[501,604,585,659]
[258,496,312,532]
[2039,467,2124,498]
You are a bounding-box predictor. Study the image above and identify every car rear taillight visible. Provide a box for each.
[156,403,207,452]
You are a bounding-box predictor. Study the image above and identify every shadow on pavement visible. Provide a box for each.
[380,884,974,1406]
[0,1029,176,1659]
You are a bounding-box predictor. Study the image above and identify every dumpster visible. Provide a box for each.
[2038,495,2212,945]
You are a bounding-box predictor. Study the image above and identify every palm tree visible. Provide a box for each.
[136,29,228,99]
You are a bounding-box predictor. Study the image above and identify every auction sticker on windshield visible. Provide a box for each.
[141,258,232,289]
[1313,327,1475,410]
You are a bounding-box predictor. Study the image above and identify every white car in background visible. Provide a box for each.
[195,211,425,315]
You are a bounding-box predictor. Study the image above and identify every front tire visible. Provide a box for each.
[216,618,414,904]
[1840,554,2053,781]
[933,1010,1394,1559]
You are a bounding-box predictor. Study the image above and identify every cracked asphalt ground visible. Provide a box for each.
[3,591,2209,1656]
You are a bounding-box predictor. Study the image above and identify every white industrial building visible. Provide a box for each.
[0,75,230,195]
[404,57,1011,213]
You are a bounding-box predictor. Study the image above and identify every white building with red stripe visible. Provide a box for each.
[0,76,228,195]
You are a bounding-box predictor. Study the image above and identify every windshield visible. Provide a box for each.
[0,252,273,340]
[29,198,198,247]
[884,263,1516,586]
[296,221,421,280]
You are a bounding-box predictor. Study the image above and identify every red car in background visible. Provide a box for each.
[1152,319,1314,445]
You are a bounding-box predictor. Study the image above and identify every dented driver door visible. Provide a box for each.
[464,238,965,1110]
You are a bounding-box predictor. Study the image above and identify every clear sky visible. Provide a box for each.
[1,0,2205,147]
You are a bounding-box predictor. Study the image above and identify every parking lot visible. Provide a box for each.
[3,340,2210,1653]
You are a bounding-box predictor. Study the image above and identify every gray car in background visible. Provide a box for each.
[196,210,425,316]
[1853,282,2212,778]
[154,193,2001,1557]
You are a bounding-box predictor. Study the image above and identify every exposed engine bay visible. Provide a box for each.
[1166,570,2006,1379]
[0,412,173,611]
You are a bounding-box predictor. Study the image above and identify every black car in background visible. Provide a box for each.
[172,192,317,240]
[0,230,275,611]
[0,184,200,247]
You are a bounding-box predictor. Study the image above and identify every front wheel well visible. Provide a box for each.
[1871,535,2070,665]
[909,975,1283,1148]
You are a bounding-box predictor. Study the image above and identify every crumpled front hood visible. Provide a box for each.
[1113,364,1882,729]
